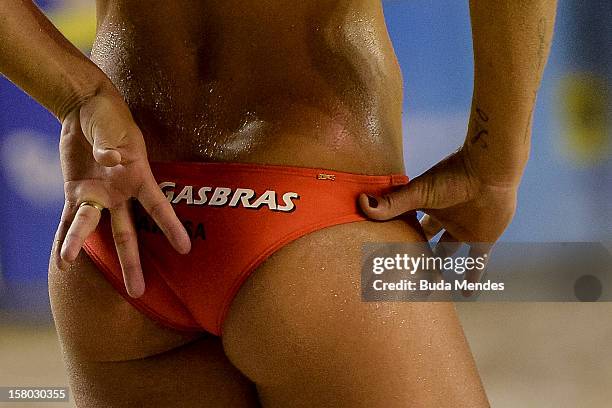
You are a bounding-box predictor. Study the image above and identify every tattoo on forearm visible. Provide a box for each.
[470,106,489,149]
[476,107,488,122]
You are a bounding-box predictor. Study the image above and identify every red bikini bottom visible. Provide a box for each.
[82,161,408,335]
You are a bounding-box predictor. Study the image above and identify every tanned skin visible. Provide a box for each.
[1,1,556,406]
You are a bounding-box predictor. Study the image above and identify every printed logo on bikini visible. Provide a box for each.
[159,182,300,212]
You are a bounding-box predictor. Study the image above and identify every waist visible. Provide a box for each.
[144,160,408,215]
[139,102,406,175]
[149,160,408,184]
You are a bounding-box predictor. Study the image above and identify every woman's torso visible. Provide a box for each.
[92,0,405,174]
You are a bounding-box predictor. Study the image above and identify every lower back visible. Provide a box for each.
[92,0,405,174]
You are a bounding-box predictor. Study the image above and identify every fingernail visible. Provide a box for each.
[367,195,378,208]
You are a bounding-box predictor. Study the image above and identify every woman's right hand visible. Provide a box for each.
[52,83,191,298]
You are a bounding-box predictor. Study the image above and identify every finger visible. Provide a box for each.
[92,142,122,167]
[60,203,103,263]
[53,201,78,270]
[359,175,434,221]
[137,172,191,254]
[90,119,122,167]
[462,243,494,297]
[79,97,125,167]
[420,214,444,241]
[110,201,145,298]
[433,230,463,258]
[63,102,122,167]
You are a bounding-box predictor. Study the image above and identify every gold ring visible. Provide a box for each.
[79,200,105,211]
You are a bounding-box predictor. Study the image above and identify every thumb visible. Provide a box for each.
[359,175,434,221]
[80,96,126,167]
[92,136,122,167]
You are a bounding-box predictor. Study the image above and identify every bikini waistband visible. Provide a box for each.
[148,160,409,186]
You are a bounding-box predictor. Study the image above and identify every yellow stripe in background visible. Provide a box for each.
[47,4,96,51]
[558,72,610,166]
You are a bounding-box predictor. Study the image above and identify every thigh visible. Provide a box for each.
[48,249,260,408]
[222,219,489,408]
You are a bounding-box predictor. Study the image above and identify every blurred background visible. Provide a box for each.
[0,0,610,407]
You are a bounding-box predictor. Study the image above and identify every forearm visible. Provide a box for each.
[465,0,557,185]
[0,0,109,120]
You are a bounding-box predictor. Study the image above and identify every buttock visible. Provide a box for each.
[220,219,488,408]
[82,160,409,335]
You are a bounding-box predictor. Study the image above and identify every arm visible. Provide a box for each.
[1,1,191,297]
[360,0,557,290]
[465,0,557,185]
[0,0,105,120]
